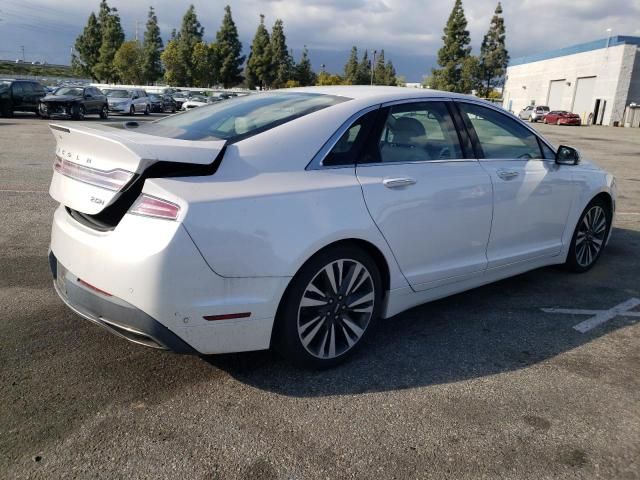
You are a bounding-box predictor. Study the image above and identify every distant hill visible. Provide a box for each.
[0,61,82,79]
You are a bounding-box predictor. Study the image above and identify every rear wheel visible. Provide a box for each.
[543,118,548,124]
[556,119,562,126]
[565,198,611,273]
[129,105,135,116]
[144,105,150,115]
[274,246,382,369]
[1,101,13,117]
[100,104,108,119]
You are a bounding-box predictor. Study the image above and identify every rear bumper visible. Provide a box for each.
[50,251,196,353]
[50,205,288,354]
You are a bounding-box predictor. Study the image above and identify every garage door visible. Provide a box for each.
[573,76,597,119]
[547,80,565,109]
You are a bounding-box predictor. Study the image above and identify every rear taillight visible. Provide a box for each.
[54,156,134,191]
[128,194,180,220]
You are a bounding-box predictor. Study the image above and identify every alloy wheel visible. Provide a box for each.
[575,205,607,267]
[297,259,375,359]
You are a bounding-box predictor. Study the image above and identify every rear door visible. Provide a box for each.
[356,100,493,291]
[456,101,574,268]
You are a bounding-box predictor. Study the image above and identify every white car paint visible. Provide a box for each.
[47,86,616,359]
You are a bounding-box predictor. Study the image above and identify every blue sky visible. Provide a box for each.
[1,0,639,81]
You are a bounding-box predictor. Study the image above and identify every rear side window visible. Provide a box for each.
[323,109,378,166]
[376,102,463,163]
[459,103,543,160]
[12,83,24,94]
[136,92,349,142]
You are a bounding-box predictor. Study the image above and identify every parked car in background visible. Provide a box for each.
[148,94,164,113]
[47,87,615,368]
[544,111,582,126]
[529,105,550,122]
[181,95,211,110]
[161,94,177,113]
[0,79,47,117]
[518,105,535,120]
[147,94,177,113]
[172,91,190,110]
[106,89,151,115]
[39,86,108,120]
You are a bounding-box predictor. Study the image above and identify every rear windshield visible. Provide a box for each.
[135,92,349,142]
[107,90,130,98]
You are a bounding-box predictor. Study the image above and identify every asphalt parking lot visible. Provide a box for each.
[0,113,639,479]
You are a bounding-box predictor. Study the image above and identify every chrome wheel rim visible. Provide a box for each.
[576,205,607,267]
[297,259,375,359]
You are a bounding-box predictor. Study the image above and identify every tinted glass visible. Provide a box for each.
[136,92,349,142]
[459,103,543,160]
[539,140,556,159]
[377,102,462,163]
[55,87,83,96]
[107,90,129,98]
[12,83,24,94]
[323,109,378,167]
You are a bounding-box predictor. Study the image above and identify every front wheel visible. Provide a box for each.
[129,105,135,116]
[144,105,150,115]
[274,246,382,369]
[564,199,611,273]
[556,119,562,126]
[72,104,85,120]
[100,105,108,119]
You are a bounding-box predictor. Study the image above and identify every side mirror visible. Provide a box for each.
[555,145,580,165]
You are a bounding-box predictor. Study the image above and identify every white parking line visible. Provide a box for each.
[542,297,640,333]
[0,189,48,194]
[617,212,640,216]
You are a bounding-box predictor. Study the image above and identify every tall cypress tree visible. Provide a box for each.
[344,46,359,84]
[385,60,397,86]
[356,49,371,85]
[177,5,204,86]
[93,7,124,82]
[161,38,186,85]
[431,0,472,92]
[141,6,163,84]
[294,46,315,86]
[373,49,387,85]
[480,2,509,96]
[270,19,293,88]
[72,12,101,79]
[215,5,245,88]
[246,14,273,89]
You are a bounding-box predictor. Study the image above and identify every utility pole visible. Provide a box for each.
[370,50,377,86]
[135,20,140,42]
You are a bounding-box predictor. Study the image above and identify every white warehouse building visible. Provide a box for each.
[503,36,640,126]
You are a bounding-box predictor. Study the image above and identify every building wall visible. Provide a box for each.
[503,44,637,126]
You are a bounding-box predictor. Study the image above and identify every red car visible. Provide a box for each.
[543,110,582,126]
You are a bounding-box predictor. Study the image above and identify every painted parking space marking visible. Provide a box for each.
[542,297,640,333]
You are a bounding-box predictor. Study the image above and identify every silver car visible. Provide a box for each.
[106,89,151,116]
[519,105,550,122]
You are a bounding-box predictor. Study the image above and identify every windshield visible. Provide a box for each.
[190,96,208,102]
[0,81,10,91]
[107,90,130,98]
[135,92,349,142]
[55,87,83,96]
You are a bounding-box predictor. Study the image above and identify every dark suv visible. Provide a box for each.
[0,79,47,117]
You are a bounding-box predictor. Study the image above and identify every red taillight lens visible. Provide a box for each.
[54,155,134,191]
[129,194,180,220]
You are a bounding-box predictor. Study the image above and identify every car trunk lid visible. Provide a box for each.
[49,123,225,215]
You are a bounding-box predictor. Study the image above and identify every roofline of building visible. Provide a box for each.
[509,35,640,67]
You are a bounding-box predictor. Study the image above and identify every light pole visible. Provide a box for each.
[370,49,377,86]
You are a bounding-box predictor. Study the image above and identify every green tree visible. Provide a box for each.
[72,12,101,78]
[430,0,472,92]
[113,40,143,84]
[385,60,398,86]
[161,39,186,85]
[141,6,164,84]
[97,0,111,31]
[343,46,359,84]
[294,46,316,86]
[93,7,124,82]
[177,5,204,86]
[480,2,509,96]
[246,14,273,89]
[355,49,371,85]
[192,41,216,87]
[215,5,245,88]
[461,55,482,93]
[270,19,293,88]
[316,71,345,86]
[373,49,387,85]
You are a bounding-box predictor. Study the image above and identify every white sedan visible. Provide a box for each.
[181,95,217,110]
[48,86,616,368]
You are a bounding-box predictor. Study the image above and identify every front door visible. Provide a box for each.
[356,100,493,291]
[456,101,575,269]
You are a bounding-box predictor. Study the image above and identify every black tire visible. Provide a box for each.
[171,107,176,113]
[100,104,108,119]
[144,105,150,115]
[564,197,612,273]
[273,245,383,369]
[129,105,135,116]
[556,119,562,126]
[72,104,84,120]
[1,101,13,117]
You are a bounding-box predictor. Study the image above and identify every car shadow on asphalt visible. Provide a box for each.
[204,226,639,397]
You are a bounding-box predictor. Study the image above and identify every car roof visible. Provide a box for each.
[284,85,474,103]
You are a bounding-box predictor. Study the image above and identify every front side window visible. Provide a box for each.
[377,102,462,163]
[458,102,543,160]
[12,83,24,95]
[136,92,349,142]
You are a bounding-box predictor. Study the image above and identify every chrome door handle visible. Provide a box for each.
[497,169,519,180]
[383,177,417,188]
